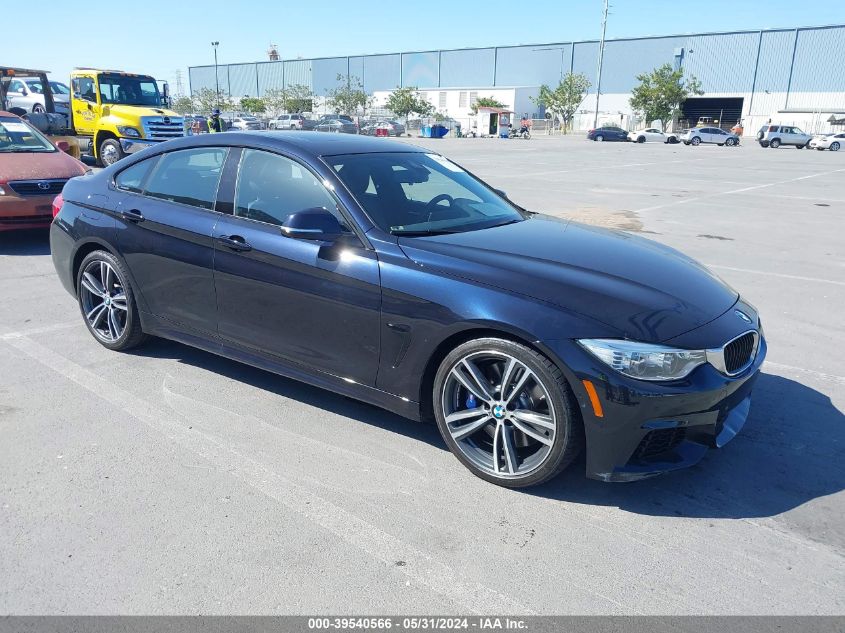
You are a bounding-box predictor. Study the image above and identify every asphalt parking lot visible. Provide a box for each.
[1,135,843,615]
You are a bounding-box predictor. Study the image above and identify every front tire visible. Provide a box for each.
[725,138,737,146]
[831,142,840,151]
[99,138,125,167]
[433,338,583,488]
[76,250,146,351]
[32,103,45,114]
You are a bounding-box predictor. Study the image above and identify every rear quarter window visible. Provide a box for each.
[115,157,158,193]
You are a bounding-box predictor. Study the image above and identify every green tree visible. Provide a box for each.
[384,87,434,118]
[531,73,591,132]
[171,95,195,115]
[469,96,505,114]
[286,84,314,113]
[192,88,233,114]
[629,63,703,130]
[240,97,266,114]
[326,74,369,115]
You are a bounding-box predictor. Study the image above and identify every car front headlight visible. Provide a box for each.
[577,339,707,381]
[117,126,141,138]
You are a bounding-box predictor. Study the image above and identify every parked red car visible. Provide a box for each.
[0,111,87,231]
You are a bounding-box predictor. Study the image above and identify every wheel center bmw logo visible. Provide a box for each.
[735,310,752,323]
[492,404,506,419]
[104,297,111,306]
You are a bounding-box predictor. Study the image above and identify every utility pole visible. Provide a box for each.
[211,41,220,108]
[593,0,609,128]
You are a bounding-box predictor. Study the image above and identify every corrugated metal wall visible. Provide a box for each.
[189,25,845,112]
[789,27,845,108]
[600,37,685,93]
[494,45,568,87]
[401,51,439,89]
[439,48,495,87]
[227,63,258,98]
[312,57,349,95]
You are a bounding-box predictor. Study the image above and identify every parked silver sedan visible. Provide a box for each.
[315,119,358,134]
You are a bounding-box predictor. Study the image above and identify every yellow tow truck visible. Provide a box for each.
[68,68,184,165]
[1,66,184,166]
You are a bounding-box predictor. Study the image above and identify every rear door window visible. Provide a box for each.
[144,147,228,210]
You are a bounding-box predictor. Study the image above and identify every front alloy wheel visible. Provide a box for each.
[831,142,840,151]
[433,338,582,487]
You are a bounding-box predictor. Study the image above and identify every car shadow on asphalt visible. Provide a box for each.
[532,372,845,521]
[0,228,51,256]
[133,337,447,451]
[135,338,843,521]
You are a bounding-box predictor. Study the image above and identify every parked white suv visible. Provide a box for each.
[756,125,812,149]
[269,114,313,130]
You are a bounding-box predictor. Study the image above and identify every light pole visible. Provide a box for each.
[593,0,609,128]
[211,41,220,109]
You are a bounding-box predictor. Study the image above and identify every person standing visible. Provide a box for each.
[207,108,226,133]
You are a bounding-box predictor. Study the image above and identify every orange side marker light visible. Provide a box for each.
[582,379,604,418]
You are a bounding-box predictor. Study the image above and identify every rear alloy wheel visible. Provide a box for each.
[77,250,146,351]
[770,138,781,148]
[595,135,604,142]
[831,142,840,152]
[433,338,582,488]
[691,137,701,146]
[796,144,805,149]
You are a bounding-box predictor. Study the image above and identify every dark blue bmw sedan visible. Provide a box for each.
[50,132,766,487]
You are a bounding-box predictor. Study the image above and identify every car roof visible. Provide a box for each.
[150,131,427,158]
[0,111,21,118]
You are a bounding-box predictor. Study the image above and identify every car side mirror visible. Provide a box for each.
[281,207,346,241]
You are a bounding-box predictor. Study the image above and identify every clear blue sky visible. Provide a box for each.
[5,0,844,94]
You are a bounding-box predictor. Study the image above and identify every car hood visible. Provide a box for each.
[0,149,87,182]
[397,215,738,342]
[102,104,180,120]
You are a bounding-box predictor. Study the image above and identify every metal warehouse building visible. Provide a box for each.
[189,24,845,132]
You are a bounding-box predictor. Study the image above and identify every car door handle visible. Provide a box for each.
[218,235,252,252]
[119,209,144,223]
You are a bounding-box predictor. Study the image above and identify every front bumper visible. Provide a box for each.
[545,308,767,482]
[0,193,54,232]
[119,138,158,154]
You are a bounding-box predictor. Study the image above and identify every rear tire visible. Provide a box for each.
[691,137,701,146]
[32,103,45,114]
[770,138,781,148]
[433,337,583,488]
[76,250,146,352]
[796,144,804,149]
[595,135,604,142]
[637,136,645,143]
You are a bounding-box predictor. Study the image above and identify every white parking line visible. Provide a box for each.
[764,361,845,385]
[705,264,845,287]
[3,334,533,615]
[0,321,80,340]
[634,167,845,213]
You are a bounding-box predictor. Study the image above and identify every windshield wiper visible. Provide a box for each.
[390,228,460,236]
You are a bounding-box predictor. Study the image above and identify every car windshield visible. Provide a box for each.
[98,75,162,106]
[325,152,525,236]
[0,116,57,153]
